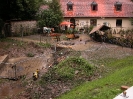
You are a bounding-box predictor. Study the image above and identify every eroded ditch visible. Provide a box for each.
[1,36,133,98]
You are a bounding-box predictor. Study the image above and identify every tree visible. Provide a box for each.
[49,0,63,24]
[37,9,63,28]
[0,0,43,21]
[48,0,62,14]
[0,0,43,38]
[37,0,63,28]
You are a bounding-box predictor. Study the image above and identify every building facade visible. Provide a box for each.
[60,0,133,32]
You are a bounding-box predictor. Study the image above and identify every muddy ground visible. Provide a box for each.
[0,34,133,99]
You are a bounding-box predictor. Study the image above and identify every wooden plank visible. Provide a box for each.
[0,54,9,68]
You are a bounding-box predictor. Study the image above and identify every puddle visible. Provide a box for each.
[0,56,50,78]
[0,81,24,98]
[0,55,53,98]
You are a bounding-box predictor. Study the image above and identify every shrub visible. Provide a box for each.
[40,57,95,85]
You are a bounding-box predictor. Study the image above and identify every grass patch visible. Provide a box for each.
[39,57,95,85]
[56,56,133,99]
[0,38,27,49]
[37,42,51,48]
[55,57,94,80]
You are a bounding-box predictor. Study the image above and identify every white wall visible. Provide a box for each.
[65,17,133,32]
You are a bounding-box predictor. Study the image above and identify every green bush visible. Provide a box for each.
[40,57,95,85]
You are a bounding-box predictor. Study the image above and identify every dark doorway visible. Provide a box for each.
[70,18,75,27]
[3,23,11,37]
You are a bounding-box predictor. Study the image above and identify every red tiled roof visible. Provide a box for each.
[60,0,133,17]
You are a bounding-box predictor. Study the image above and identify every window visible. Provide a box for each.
[90,19,97,26]
[67,1,73,11]
[91,1,98,11]
[114,2,122,11]
[67,5,73,11]
[116,5,122,11]
[116,19,122,27]
[92,5,97,11]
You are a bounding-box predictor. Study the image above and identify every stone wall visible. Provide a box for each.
[11,20,37,36]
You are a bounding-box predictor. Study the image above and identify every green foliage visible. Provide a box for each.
[55,57,94,80]
[55,64,74,80]
[39,57,95,85]
[83,25,93,33]
[73,28,78,33]
[37,42,51,48]
[37,9,63,28]
[88,25,94,33]
[48,0,63,15]
[56,56,133,99]
[66,28,73,34]
[0,0,43,21]
[0,38,18,44]
[37,0,63,28]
